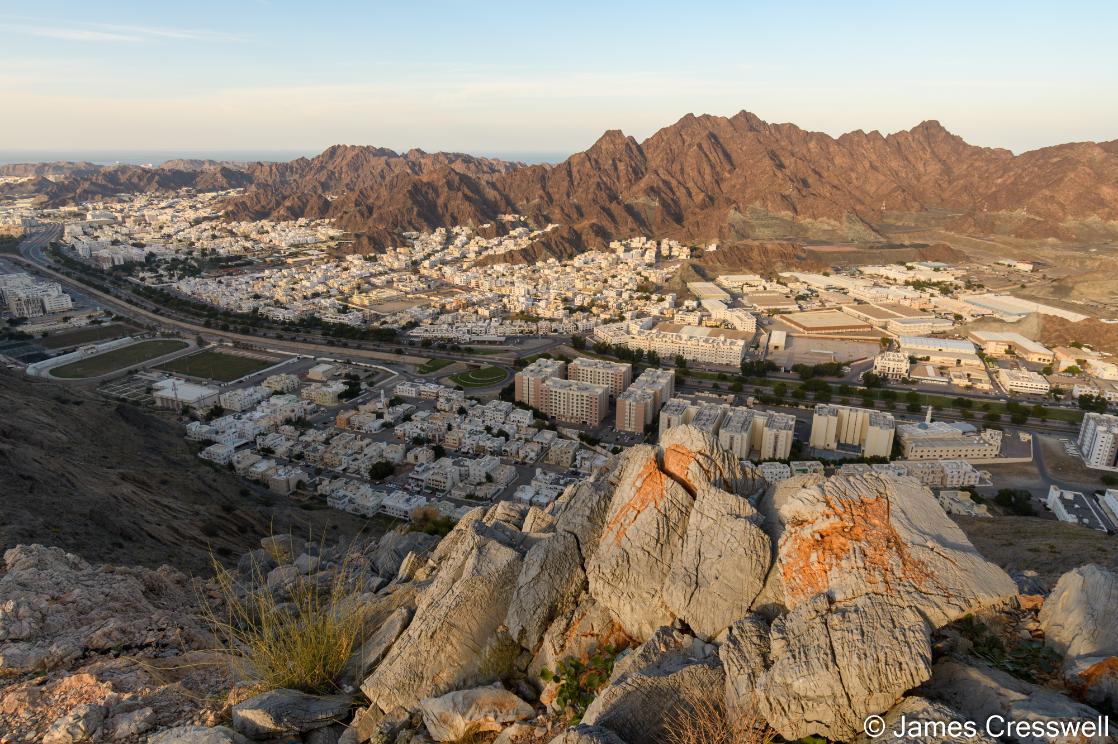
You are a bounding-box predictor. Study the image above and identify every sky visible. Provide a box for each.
[2,0,1116,159]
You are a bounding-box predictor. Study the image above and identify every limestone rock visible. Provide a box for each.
[547,725,629,744]
[851,696,997,744]
[231,688,351,739]
[260,534,303,563]
[661,482,770,639]
[755,593,932,741]
[921,658,1109,744]
[369,530,439,577]
[586,445,693,639]
[43,703,106,743]
[148,726,249,744]
[506,530,586,650]
[418,685,534,741]
[350,605,412,681]
[108,706,156,740]
[719,614,770,714]
[529,596,627,680]
[362,521,524,712]
[0,545,205,675]
[1039,564,1118,709]
[769,474,1017,626]
[1039,564,1118,661]
[658,425,753,495]
[581,627,723,744]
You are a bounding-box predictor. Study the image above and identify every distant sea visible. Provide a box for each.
[0,149,571,166]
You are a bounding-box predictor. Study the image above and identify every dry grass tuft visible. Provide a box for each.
[664,689,776,744]
[202,550,365,695]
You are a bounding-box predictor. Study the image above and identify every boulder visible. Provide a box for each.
[260,534,303,563]
[586,445,693,639]
[362,521,524,712]
[418,685,534,741]
[147,726,249,744]
[108,706,156,740]
[43,703,106,743]
[754,593,932,741]
[661,482,770,639]
[581,627,723,744]
[369,530,439,577]
[1039,564,1118,709]
[769,474,1017,626]
[921,658,1109,744]
[719,614,770,714]
[658,425,753,495]
[231,688,351,739]
[265,564,300,592]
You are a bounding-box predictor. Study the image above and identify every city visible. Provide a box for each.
[4,3,1118,743]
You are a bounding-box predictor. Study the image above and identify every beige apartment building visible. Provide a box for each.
[809,404,896,458]
[872,351,909,380]
[615,368,676,433]
[514,357,567,409]
[543,378,610,425]
[569,358,633,397]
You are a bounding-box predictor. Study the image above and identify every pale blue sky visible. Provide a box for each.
[2,1,1116,157]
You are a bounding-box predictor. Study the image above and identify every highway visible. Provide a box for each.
[10,226,523,370]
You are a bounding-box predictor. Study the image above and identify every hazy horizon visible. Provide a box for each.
[2,1,1116,155]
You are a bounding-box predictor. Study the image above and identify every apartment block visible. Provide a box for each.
[615,368,675,433]
[659,398,795,460]
[543,378,610,425]
[1078,412,1118,471]
[568,357,632,396]
[514,357,567,409]
[809,404,895,458]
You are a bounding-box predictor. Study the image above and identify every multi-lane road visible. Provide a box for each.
[9,225,526,370]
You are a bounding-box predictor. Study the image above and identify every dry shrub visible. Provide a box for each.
[664,689,775,744]
[202,550,365,694]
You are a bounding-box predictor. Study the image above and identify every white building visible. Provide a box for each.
[872,351,908,381]
[1078,413,1118,471]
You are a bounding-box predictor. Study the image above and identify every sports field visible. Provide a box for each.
[50,339,188,379]
[39,323,137,350]
[155,349,276,382]
[450,365,508,387]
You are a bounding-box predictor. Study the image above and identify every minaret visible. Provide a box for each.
[925,405,933,425]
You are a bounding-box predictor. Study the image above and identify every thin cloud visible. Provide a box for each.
[0,19,243,44]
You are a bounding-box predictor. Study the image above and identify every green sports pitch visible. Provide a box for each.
[154,349,277,382]
[49,339,188,379]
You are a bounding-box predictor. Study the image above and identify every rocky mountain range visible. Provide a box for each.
[8,112,1118,257]
[3,425,1117,743]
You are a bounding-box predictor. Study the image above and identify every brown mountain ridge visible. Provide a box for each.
[10,111,1118,255]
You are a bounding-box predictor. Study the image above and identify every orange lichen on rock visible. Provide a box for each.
[1075,656,1118,692]
[661,444,700,493]
[604,458,674,545]
[780,491,938,602]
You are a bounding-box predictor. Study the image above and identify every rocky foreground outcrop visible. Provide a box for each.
[3,425,1116,743]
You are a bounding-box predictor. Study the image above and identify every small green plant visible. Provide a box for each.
[540,646,619,723]
[955,614,1061,684]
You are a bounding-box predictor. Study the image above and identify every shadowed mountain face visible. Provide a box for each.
[0,371,372,574]
[10,112,1118,252]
